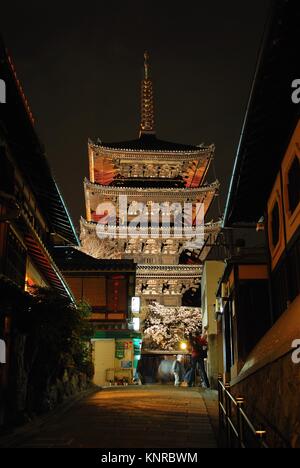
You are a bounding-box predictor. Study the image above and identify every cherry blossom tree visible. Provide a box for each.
[143,302,202,351]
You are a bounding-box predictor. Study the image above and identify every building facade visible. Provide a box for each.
[54,247,140,386]
[217,0,300,447]
[201,260,224,388]
[0,37,79,425]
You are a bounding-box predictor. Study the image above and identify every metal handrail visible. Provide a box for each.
[218,377,268,448]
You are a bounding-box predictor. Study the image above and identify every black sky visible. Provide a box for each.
[1,1,270,230]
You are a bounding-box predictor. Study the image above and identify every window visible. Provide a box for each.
[238,281,271,356]
[288,156,300,214]
[82,277,106,307]
[65,277,82,301]
[271,236,300,321]
[65,277,106,307]
[271,202,280,248]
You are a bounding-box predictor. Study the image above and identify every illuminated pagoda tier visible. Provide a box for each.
[80,52,220,314]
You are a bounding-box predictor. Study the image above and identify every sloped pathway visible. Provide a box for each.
[5,386,218,448]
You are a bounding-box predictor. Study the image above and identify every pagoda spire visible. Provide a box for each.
[140,51,155,136]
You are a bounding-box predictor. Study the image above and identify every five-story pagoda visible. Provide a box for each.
[80,52,220,323]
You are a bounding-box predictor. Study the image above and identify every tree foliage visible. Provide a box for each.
[143,302,202,351]
[0,277,95,402]
[22,287,95,380]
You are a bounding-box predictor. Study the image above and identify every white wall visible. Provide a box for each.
[92,339,115,387]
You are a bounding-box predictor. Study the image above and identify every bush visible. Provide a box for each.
[0,279,95,423]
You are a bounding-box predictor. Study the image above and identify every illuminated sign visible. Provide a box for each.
[131,297,140,313]
[115,341,125,360]
[133,317,140,332]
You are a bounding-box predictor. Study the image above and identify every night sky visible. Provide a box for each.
[1,1,270,230]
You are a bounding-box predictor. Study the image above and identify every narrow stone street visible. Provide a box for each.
[8,386,218,448]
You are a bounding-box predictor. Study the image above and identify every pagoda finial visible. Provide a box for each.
[144,51,149,80]
[140,51,155,136]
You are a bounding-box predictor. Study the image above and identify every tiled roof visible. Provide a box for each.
[223,1,300,226]
[96,134,204,153]
[0,36,79,246]
[54,246,136,272]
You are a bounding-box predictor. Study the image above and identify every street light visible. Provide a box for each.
[180,341,188,351]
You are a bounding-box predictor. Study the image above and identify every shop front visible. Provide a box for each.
[92,331,142,387]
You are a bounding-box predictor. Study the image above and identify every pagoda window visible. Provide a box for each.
[271,201,280,249]
[288,156,300,214]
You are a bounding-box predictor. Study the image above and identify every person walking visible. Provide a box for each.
[172,355,184,387]
[188,330,210,388]
[134,357,144,385]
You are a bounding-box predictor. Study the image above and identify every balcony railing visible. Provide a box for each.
[218,377,268,448]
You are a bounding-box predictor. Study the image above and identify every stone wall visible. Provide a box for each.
[36,368,90,413]
[231,352,300,448]
[4,364,92,428]
[2,331,93,428]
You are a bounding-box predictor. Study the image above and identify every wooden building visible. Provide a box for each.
[218,0,300,447]
[54,247,139,386]
[0,36,78,425]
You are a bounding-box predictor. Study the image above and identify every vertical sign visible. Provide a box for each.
[131,297,140,313]
[107,276,127,313]
[115,341,125,360]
